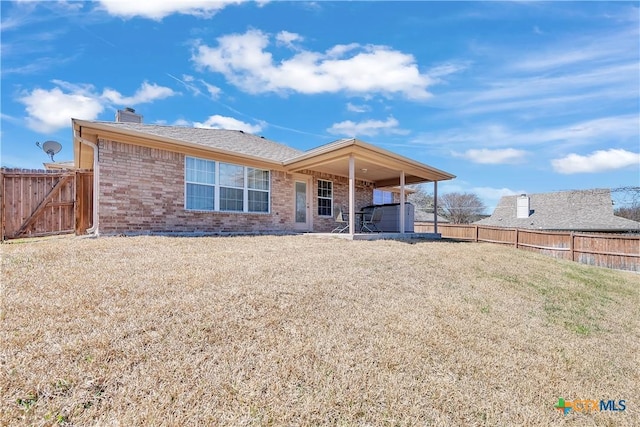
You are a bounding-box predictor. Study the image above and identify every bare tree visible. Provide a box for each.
[612,186,640,222]
[407,184,434,210]
[439,192,487,224]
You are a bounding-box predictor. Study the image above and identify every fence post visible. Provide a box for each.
[515,228,519,248]
[475,225,479,242]
[569,232,574,262]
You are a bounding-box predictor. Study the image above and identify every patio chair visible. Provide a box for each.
[331,206,350,233]
[361,207,383,232]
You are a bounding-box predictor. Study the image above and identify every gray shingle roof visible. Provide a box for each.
[414,209,450,223]
[91,121,304,163]
[476,189,640,231]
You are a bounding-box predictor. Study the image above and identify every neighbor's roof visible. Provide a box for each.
[76,121,304,163]
[414,209,450,223]
[43,160,75,170]
[476,189,640,231]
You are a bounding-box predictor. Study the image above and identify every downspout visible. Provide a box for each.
[74,129,99,235]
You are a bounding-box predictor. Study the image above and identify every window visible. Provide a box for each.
[247,168,270,213]
[219,163,244,212]
[185,157,215,211]
[185,157,270,213]
[373,189,394,205]
[317,180,333,216]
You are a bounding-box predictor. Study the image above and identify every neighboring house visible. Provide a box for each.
[43,160,75,171]
[414,210,450,224]
[476,189,640,232]
[72,115,455,236]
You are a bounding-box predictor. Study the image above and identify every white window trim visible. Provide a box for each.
[185,157,216,212]
[219,162,245,212]
[185,156,270,214]
[317,179,333,217]
[247,167,270,214]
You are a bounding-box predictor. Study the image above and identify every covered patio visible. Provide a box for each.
[284,138,455,237]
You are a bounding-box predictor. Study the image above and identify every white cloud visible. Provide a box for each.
[412,115,639,150]
[427,25,639,126]
[325,43,360,58]
[166,74,221,99]
[167,73,201,96]
[192,29,433,100]
[426,62,468,85]
[97,0,244,20]
[200,80,221,98]
[1,1,83,32]
[172,119,191,127]
[455,62,638,117]
[54,1,84,12]
[511,26,637,73]
[2,54,79,76]
[276,31,303,49]
[194,115,263,133]
[101,81,175,105]
[18,80,176,133]
[19,87,104,133]
[346,102,370,113]
[551,149,640,174]
[327,117,409,137]
[453,148,527,164]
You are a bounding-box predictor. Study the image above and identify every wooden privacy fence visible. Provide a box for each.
[1,168,93,240]
[415,223,640,272]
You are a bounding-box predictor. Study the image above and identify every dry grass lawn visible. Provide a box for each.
[1,235,639,426]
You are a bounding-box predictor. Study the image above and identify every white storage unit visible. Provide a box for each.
[362,203,414,232]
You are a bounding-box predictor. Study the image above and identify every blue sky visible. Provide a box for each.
[1,1,638,212]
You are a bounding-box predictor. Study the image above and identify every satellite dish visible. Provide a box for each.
[36,140,63,161]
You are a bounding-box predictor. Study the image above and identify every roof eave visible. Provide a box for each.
[72,119,285,168]
[284,137,455,182]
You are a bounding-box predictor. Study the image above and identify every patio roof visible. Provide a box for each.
[284,138,454,187]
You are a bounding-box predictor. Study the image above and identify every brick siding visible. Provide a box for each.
[97,139,372,234]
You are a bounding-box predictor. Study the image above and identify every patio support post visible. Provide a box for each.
[433,181,438,235]
[348,154,355,235]
[399,170,405,234]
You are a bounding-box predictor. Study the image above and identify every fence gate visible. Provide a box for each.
[0,169,93,240]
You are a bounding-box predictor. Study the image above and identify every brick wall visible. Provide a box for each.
[97,139,372,234]
[304,170,373,232]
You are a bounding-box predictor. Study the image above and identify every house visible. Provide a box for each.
[43,160,75,171]
[414,210,450,224]
[476,189,640,233]
[72,114,455,236]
